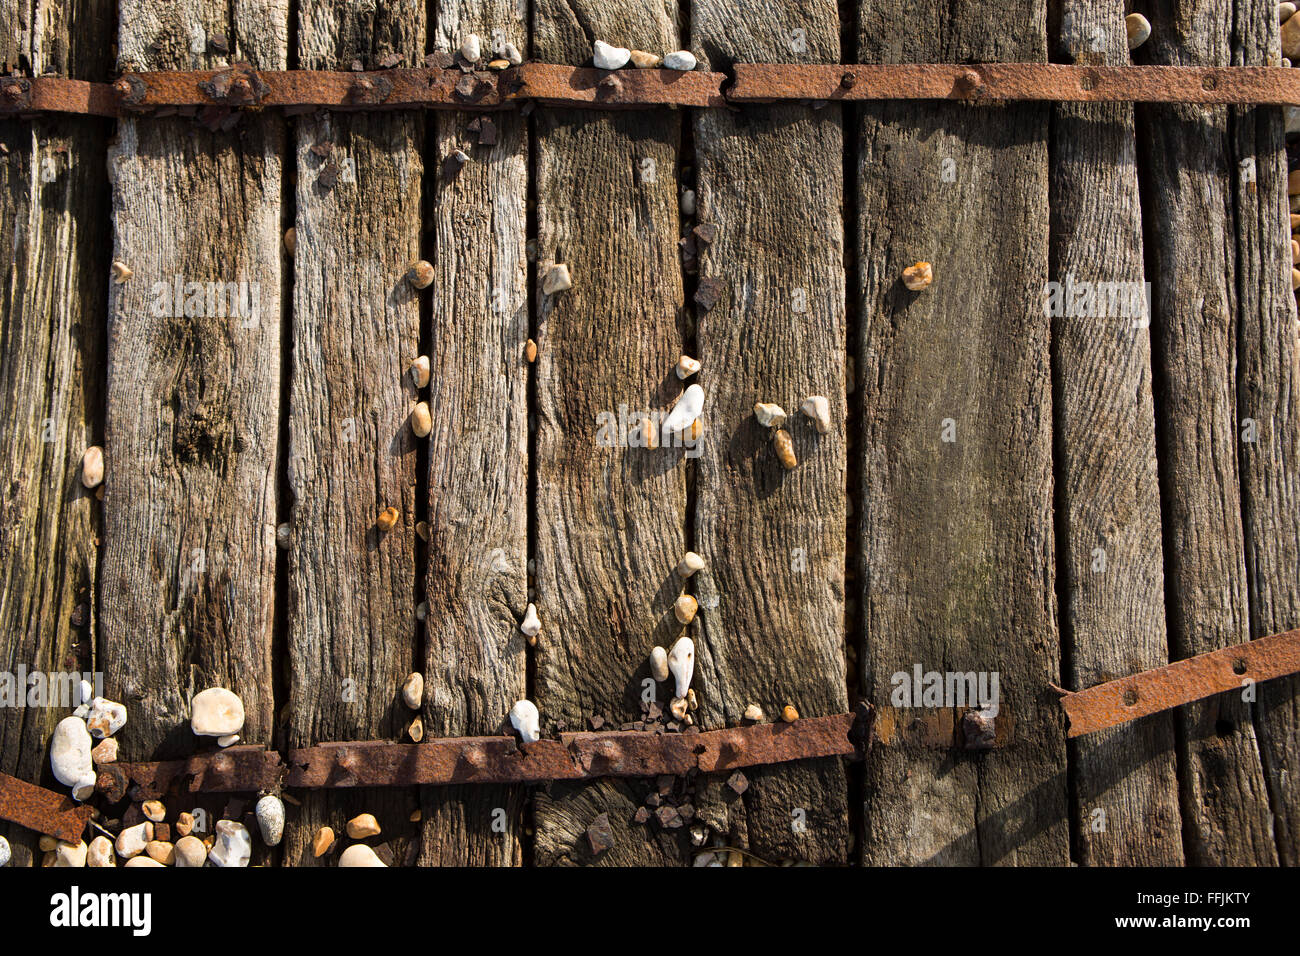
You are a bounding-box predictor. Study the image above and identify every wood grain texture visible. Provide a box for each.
[1232,2,1300,866]
[690,2,850,865]
[283,0,424,867]
[99,1,286,765]
[1049,0,1181,866]
[419,0,529,867]
[531,0,689,866]
[0,0,112,868]
[856,1,1068,865]
[1135,0,1278,865]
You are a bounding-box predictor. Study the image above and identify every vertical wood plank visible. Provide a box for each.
[690,3,850,864]
[856,0,1068,865]
[418,1,529,867]
[1049,0,1182,865]
[1136,0,1278,865]
[1233,2,1300,866]
[285,1,425,866]
[0,0,113,867]
[101,2,286,762]
[531,0,690,866]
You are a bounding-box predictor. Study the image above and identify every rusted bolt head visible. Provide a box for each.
[598,75,621,92]
[1,84,22,103]
[112,77,134,98]
[464,744,485,768]
[1201,74,1218,91]
[961,709,996,750]
[352,77,374,93]
[840,71,856,89]
[956,69,982,95]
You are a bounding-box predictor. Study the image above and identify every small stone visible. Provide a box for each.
[176,812,194,837]
[586,812,615,854]
[209,820,252,867]
[655,805,683,828]
[488,58,510,71]
[668,636,694,698]
[255,794,285,846]
[111,260,132,283]
[690,824,708,846]
[84,697,127,738]
[674,594,698,625]
[77,679,93,705]
[91,737,118,765]
[411,355,431,388]
[376,506,400,532]
[902,261,933,291]
[1283,3,1297,24]
[1126,13,1152,51]
[460,34,481,63]
[452,148,471,165]
[190,687,245,737]
[633,806,651,824]
[781,704,799,723]
[217,733,240,748]
[124,856,164,868]
[510,699,542,743]
[145,840,175,865]
[173,835,207,867]
[542,263,572,295]
[675,355,701,379]
[670,696,689,720]
[727,771,749,794]
[81,446,104,489]
[676,551,705,577]
[142,800,165,823]
[402,672,424,710]
[408,715,424,742]
[754,402,787,428]
[339,844,387,866]
[347,813,381,839]
[411,401,432,437]
[649,646,669,682]
[663,50,697,71]
[313,826,335,857]
[276,522,291,549]
[407,259,435,289]
[521,603,541,639]
[592,40,631,70]
[525,338,538,362]
[801,395,831,434]
[680,188,696,217]
[416,601,428,622]
[503,42,523,65]
[1290,170,1300,196]
[629,50,661,69]
[283,227,296,256]
[87,836,114,867]
[661,384,704,441]
[743,703,764,722]
[40,835,58,852]
[416,521,430,541]
[55,841,87,867]
[0,836,8,868]
[410,809,422,822]
[50,716,94,798]
[687,688,698,711]
[772,429,797,470]
[115,822,151,859]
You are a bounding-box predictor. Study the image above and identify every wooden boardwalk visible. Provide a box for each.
[1,0,1297,866]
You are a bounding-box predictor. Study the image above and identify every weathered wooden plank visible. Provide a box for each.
[690,2,850,865]
[531,1,689,866]
[100,2,286,766]
[1233,2,1300,866]
[284,1,424,866]
[1049,0,1182,865]
[1135,0,1278,865]
[418,1,529,867]
[0,0,113,868]
[856,1,1068,865]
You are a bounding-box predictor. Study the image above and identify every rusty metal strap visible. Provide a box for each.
[1059,627,1300,737]
[4,64,1300,119]
[0,771,95,843]
[98,711,868,800]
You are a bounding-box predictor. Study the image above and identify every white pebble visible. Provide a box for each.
[123,856,164,867]
[402,672,424,710]
[593,40,631,70]
[676,552,705,577]
[504,42,523,65]
[84,697,127,738]
[509,699,541,743]
[255,795,285,847]
[77,679,93,705]
[542,263,572,295]
[217,734,240,748]
[87,836,115,867]
[663,50,697,71]
[0,836,9,867]
[190,687,245,736]
[680,188,696,217]
[209,820,252,867]
[521,603,541,638]
[81,446,104,489]
[676,355,701,379]
[460,34,481,62]
[50,716,94,795]
[800,395,831,434]
[743,703,764,721]
[339,844,387,867]
[115,822,151,859]
[410,355,431,388]
[661,384,704,442]
[649,646,669,682]
[668,636,695,699]
[54,841,87,867]
[754,402,787,428]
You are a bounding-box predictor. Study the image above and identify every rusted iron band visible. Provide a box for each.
[1060,627,1300,737]
[98,711,866,798]
[731,63,1300,105]
[0,771,95,843]
[5,63,1300,119]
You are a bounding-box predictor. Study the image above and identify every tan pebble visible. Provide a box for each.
[203,834,215,850]
[408,715,424,742]
[688,419,703,442]
[283,227,296,256]
[414,521,428,541]
[145,840,175,865]
[407,260,434,289]
[410,355,431,388]
[772,429,797,469]
[1292,213,1300,231]
[411,401,432,437]
[677,552,705,577]
[743,703,764,721]
[313,826,335,857]
[902,261,933,291]
[687,688,698,711]
[81,446,104,489]
[676,355,701,379]
[142,800,166,823]
[124,856,164,868]
[173,835,207,867]
[487,58,510,71]
[39,835,58,852]
[42,850,56,867]
[649,646,669,682]
[670,696,689,720]
[1291,170,1300,196]
[339,844,387,867]
[800,395,831,434]
[1126,13,1152,50]
[87,835,115,867]
[377,507,400,532]
[674,594,698,625]
[409,809,422,823]
[111,260,132,283]
[525,338,538,363]
[542,263,572,295]
[346,813,381,839]
[1293,268,1300,292]
[781,704,799,723]
[629,50,662,69]
[1292,239,1299,265]
[176,812,194,837]
[402,671,424,709]
[1285,9,1300,58]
